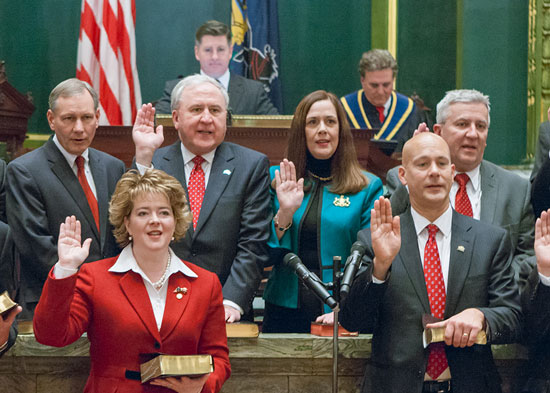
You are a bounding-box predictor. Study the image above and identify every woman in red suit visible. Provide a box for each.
[33,169,230,393]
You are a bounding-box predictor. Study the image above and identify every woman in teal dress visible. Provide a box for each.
[262,90,384,333]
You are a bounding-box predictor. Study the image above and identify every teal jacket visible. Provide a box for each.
[263,166,384,310]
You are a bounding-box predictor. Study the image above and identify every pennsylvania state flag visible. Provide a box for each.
[230,0,283,112]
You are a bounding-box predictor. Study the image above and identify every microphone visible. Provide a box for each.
[340,241,367,300]
[283,253,338,310]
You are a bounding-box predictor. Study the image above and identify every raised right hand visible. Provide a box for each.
[274,159,304,214]
[535,209,550,276]
[413,122,430,136]
[58,216,91,270]
[370,196,401,280]
[132,103,164,167]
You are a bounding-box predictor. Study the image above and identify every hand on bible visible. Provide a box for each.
[426,308,485,348]
[133,103,164,167]
[149,373,210,393]
[58,216,91,270]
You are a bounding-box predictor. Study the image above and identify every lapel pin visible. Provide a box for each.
[174,287,188,299]
[223,169,231,176]
[457,245,465,253]
[333,195,350,207]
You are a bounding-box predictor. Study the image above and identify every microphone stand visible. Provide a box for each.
[330,256,342,393]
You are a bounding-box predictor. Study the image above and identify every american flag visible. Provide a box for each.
[76,0,141,125]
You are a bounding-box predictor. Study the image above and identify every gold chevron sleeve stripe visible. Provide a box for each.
[340,96,361,129]
[357,90,372,129]
[385,97,414,140]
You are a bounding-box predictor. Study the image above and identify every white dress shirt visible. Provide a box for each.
[54,245,198,331]
[200,69,230,91]
[53,135,97,198]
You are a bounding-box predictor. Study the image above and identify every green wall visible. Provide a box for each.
[458,0,528,165]
[397,1,457,122]
[278,1,371,113]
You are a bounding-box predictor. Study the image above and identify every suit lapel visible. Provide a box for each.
[160,141,187,187]
[119,271,161,342]
[479,160,497,223]
[445,212,474,318]
[398,212,431,314]
[45,140,100,241]
[227,73,243,113]
[193,143,235,235]
[89,149,108,251]
[160,272,193,340]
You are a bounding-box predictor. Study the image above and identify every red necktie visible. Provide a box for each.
[75,156,99,232]
[424,224,448,380]
[188,156,206,229]
[454,173,473,217]
[375,106,385,123]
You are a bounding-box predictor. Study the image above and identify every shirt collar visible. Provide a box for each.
[180,143,216,166]
[455,164,481,192]
[200,69,230,91]
[53,134,90,167]
[411,204,453,238]
[383,94,392,113]
[109,245,198,278]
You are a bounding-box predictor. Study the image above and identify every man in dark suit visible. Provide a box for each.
[133,74,271,322]
[155,20,278,116]
[387,89,535,282]
[340,49,422,153]
[341,132,521,393]
[6,78,125,316]
[521,208,550,393]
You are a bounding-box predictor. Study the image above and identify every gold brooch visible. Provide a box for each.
[174,287,188,299]
[333,195,350,207]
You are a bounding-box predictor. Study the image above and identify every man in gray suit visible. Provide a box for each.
[7,79,125,316]
[341,133,521,393]
[133,74,271,322]
[386,89,535,281]
[155,20,278,116]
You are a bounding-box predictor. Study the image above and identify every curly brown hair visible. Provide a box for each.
[109,169,192,247]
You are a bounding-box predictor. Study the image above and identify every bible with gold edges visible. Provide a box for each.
[140,354,213,383]
[0,291,17,316]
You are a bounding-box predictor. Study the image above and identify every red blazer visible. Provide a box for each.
[33,256,230,393]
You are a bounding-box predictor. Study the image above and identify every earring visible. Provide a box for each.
[171,236,175,241]
[128,235,133,241]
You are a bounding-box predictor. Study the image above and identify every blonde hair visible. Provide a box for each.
[109,169,192,247]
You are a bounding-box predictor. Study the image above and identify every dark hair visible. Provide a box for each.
[286,90,368,194]
[195,20,231,46]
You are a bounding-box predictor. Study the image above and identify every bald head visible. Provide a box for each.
[402,133,451,166]
[399,133,455,221]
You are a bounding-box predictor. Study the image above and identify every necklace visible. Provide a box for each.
[307,170,333,182]
[152,252,171,290]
